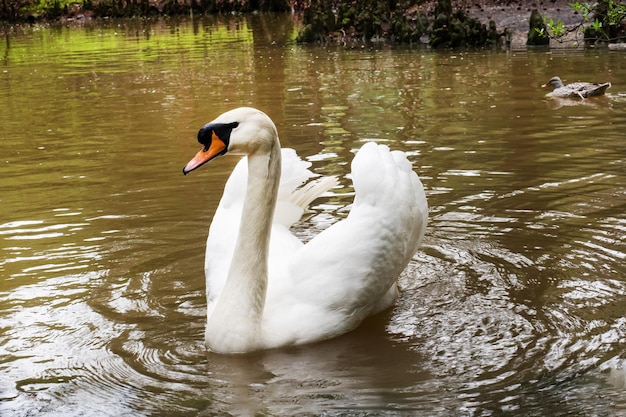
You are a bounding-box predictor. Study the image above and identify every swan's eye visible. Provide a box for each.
[198,122,239,151]
[213,122,239,143]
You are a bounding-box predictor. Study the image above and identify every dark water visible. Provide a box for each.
[1,15,625,416]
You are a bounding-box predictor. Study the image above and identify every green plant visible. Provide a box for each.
[541,17,566,38]
[540,0,626,44]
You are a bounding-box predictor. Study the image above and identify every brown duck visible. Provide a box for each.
[542,76,611,99]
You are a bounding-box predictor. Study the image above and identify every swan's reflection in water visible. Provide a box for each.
[204,321,428,415]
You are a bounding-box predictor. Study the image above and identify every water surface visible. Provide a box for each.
[1,15,625,416]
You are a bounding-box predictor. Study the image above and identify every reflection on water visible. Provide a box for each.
[1,16,626,416]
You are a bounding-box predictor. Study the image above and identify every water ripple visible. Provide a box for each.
[385,224,626,413]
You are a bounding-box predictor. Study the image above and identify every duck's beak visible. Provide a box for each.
[183,133,227,175]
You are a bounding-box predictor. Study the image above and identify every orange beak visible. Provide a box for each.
[183,132,227,175]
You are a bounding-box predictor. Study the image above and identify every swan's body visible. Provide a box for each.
[542,76,611,99]
[183,107,428,354]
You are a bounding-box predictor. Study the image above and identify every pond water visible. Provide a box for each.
[1,14,625,416]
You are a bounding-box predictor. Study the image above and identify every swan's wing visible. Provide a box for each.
[274,149,338,227]
[216,149,335,227]
[265,142,428,342]
[205,149,337,309]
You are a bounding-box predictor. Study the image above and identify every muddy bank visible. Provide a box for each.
[455,0,585,46]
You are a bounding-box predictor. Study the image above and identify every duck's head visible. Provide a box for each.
[183,107,278,175]
[542,76,564,89]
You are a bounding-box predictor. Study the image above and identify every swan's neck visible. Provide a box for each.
[206,143,281,353]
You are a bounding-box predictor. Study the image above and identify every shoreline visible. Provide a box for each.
[1,2,589,48]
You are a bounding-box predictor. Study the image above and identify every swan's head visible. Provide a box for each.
[183,107,278,175]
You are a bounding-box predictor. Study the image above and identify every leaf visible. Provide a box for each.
[592,18,603,30]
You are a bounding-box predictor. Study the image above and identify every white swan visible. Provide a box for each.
[183,107,428,354]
